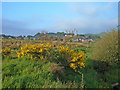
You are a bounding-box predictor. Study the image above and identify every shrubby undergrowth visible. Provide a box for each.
[91,29,119,65]
[1,30,120,88]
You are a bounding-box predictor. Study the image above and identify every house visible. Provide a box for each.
[82,40,88,44]
[24,37,29,40]
[65,34,72,37]
[8,37,12,39]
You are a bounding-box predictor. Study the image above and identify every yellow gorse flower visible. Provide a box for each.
[16,42,86,74]
[59,46,86,74]
[1,47,12,57]
[17,43,52,60]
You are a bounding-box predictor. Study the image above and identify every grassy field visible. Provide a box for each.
[1,38,119,88]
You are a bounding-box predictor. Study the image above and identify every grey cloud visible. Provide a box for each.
[67,2,118,18]
[46,16,117,34]
[2,18,43,36]
[48,2,117,33]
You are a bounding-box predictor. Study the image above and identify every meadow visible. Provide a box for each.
[1,30,120,88]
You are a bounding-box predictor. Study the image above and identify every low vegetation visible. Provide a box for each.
[1,29,120,88]
[91,29,119,65]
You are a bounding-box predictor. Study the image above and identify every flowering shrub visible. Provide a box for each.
[1,48,13,57]
[16,43,52,60]
[16,43,86,74]
[70,51,86,74]
[59,46,74,65]
[59,46,86,74]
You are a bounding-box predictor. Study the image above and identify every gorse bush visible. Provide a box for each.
[2,42,87,88]
[2,38,119,88]
[59,46,74,66]
[15,43,86,74]
[59,46,86,74]
[16,43,52,60]
[1,47,13,58]
[91,29,119,65]
[70,51,86,73]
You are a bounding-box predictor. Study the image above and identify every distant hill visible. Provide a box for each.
[96,32,107,37]
[1,32,107,40]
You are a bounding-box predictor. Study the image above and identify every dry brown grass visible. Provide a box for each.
[48,63,66,79]
[2,38,87,50]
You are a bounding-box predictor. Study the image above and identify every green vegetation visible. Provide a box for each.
[91,29,119,65]
[1,30,120,88]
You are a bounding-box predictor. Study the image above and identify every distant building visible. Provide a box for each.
[24,37,29,40]
[65,34,72,37]
[8,37,12,39]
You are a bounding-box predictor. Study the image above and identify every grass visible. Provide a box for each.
[2,57,81,88]
[1,39,120,88]
[2,57,53,88]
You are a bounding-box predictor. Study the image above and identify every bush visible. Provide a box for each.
[58,46,86,74]
[91,29,119,65]
[1,47,13,58]
[16,43,52,60]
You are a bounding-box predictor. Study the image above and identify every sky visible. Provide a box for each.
[2,2,118,36]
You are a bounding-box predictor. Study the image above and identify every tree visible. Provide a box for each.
[23,35,26,38]
[27,35,33,39]
[34,32,41,36]
[18,35,23,39]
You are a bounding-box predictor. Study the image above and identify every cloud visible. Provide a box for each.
[66,3,100,18]
[2,16,117,36]
[66,2,118,18]
[2,18,43,36]
[46,16,117,34]
[46,2,117,33]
